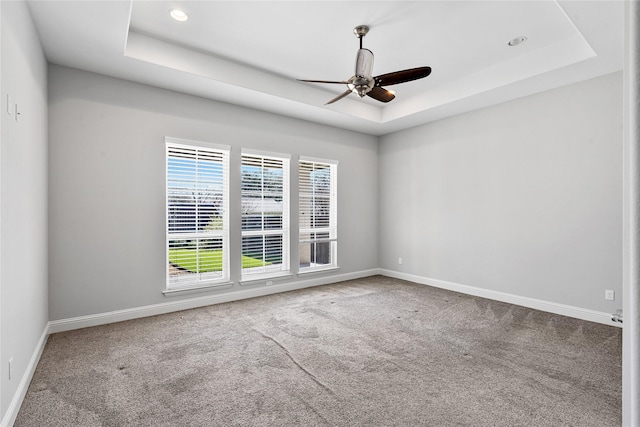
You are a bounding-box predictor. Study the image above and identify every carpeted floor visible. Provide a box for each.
[15,276,622,426]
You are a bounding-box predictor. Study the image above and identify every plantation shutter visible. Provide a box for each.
[241,151,290,278]
[166,138,229,289]
[299,158,337,271]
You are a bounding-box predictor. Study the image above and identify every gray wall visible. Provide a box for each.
[0,0,48,420]
[48,65,379,321]
[48,66,624,320]
[379,72,623,314]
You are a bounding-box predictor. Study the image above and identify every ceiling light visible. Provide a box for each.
[508,36,527,47]
[170,9,189,22]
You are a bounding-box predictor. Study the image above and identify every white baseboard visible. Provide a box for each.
[379,269,621,327]
[1,324,49,427]
[49,269,380,334]
[49,268,621,334]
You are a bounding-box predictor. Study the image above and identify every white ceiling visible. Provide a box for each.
[27,1,624,136]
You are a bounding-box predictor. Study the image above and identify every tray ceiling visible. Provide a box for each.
[27,1,624,135]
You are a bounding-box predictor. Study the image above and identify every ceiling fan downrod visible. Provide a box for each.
[354,25,369,49]
[351,25,374,97]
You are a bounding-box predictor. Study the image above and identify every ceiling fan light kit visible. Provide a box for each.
[298,25,431,105]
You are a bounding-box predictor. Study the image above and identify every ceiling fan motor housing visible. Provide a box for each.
[352,48,375,96]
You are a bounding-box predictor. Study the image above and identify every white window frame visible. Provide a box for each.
[165,137,230,292]
[241,149,291,281]
[298,156,338,273]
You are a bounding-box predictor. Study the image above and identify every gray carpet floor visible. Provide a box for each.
[15,276,622,426]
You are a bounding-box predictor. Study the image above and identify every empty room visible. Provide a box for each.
[1,1,638,426]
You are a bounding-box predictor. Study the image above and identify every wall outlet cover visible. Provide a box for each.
[605,290,615,301]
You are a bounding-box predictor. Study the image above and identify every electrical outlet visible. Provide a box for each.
[398,258,403,265]
[8,358,13,381]
[605,290,615,301]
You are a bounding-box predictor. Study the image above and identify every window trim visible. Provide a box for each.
[165,137,230,291]
[241,149,291,280]
[239,272,294,286]
[298,157,338,273]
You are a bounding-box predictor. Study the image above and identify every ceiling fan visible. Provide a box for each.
[298,25,432,105]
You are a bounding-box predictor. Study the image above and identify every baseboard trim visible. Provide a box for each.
[1,323,49,427]
[49,269,380,334]
[379,269,621,327]
[49,268,621,334]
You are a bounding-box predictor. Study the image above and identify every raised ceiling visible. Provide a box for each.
[27,1,624,136]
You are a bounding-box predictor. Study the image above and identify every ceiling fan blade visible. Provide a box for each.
[366,86,395,103]
[298,79,350,84]
[374,66,432,86]
[326,90,353,105]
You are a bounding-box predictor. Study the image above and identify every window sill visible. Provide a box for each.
[239,272,294,286]
[297,266,340,276]
[163,281,234,297]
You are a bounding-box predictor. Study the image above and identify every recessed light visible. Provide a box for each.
[170,8,189,22]
[508,36,527,47]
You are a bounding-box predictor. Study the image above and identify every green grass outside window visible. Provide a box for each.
[169,249,268,272]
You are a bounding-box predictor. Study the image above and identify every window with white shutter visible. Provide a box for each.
[241,150,290,279]
[166,138,229,290]
[299,157,338,272]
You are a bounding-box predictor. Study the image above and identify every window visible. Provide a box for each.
[299,157,338,272]
[241,151,290,279]
[166,138,229,290]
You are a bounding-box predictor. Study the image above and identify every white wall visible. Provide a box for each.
[379,72,623,315]
[48,65,378,321]
[0,0,48,423]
